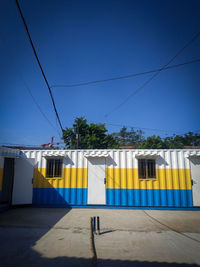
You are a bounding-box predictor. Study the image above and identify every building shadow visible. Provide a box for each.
[0,207,199,267]
[0,249,199,267]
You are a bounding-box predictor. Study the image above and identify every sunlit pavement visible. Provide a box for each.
[0,208,200,266]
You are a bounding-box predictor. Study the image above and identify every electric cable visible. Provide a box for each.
[143,210,200,244]
[0,142,41,147]
[105,31,200,117]
[104,123,200,135]
[15,0,63,132]
[0,35,61,138]
[21,76,62,137]
[51,59,200,88]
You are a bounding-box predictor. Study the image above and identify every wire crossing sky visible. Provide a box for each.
[104,31,200,117]
[0,0,200,146]
[50,59,200,88]
[15,0,63,133]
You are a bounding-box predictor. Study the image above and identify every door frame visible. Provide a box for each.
[12,157,35,205]
[189,156,200,207]
[87,157,106,205]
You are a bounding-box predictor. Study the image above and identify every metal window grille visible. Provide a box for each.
[138,159,156,179]
[46,159,63,178]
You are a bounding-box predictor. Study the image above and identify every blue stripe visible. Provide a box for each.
[106,189,193,207]
[0,190,1,202]
[167,190,174,206]
[115,189,120,205]
[70,188,76,204]
[121,189,127,206]
[33,188,193,208]
[135,190,140,206]
[127,190,134,206]
[33,188,87,205]
[147,189,154,206]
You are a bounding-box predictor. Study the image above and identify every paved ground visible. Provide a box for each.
[0,207,200,266]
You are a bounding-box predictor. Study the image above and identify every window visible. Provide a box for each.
[138,159,156,179]
[46,158,63,178]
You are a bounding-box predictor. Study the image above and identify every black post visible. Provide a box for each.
[97,216,100,235]
[93,216,96,234]
[91,217,93,232]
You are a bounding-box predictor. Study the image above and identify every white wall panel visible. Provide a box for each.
[20,149,200,171]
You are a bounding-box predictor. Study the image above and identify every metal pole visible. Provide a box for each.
[93,216,96,234]
[97,216,100,235]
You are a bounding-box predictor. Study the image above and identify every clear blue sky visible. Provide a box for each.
[0,0,200,146]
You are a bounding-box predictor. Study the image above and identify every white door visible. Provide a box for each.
[190,157,200,207]
[12,158,35,205]
[87,157,106,204]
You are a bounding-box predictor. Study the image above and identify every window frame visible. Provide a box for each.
[138,158,157,179]
[46,158,63,178]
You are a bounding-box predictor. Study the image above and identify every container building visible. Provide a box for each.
[0,147,200,208]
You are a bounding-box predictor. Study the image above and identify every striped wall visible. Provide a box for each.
[106,168,192,207]
[106,168,191,190]
[106,150,192,207]
[24,150,88,205]
[33,168,87,205]
[20,149,195,207]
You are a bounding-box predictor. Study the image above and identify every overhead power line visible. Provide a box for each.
[106,123,179,134]
[0,142,41,147]
[15,0,63,132]
[105,31,200,117]
[105,123,200,135]
[22,76,62,137]
[51,59,200,88]
[0,35,61,137]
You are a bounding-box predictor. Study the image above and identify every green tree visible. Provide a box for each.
[138,135,167,149]
[113,127,144,148]
[63,120,200,149]
[138,132,200,149]
[62,117,119,149]
[164,132,200,149]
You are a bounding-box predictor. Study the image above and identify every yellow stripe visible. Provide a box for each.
[127,167,133,189]
[33,167,192,190]
[33,168,87,189]
[106,168,192,190]
[0,168,3,191]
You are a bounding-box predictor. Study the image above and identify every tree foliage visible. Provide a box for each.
[138,135,167,149]
[63,118,200,149]
[113,127,144,148]
[62,117,119,149]
[138,132,200,149]
[164,132,200,149]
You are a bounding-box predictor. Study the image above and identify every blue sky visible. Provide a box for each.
[0,0,200,146]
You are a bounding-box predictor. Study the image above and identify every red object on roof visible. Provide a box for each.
[184,146,200,149]
[41,137,64,148]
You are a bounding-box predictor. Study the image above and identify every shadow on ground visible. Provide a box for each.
[0,207,199,267]
[0,207,72,266]
[1,254,199,267]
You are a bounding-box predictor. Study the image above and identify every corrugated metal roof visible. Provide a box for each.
[185,150,200,157]
[42,151,68,157]
[84,151,109,157]
[134,150,160,158]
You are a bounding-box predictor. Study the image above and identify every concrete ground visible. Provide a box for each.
[0,208,200,266]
